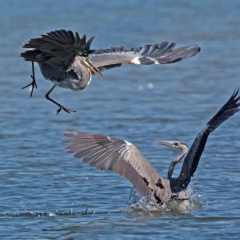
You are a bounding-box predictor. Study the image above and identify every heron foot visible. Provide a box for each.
[56,105,76,115]
[21,74,37,97]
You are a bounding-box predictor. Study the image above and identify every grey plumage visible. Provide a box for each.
[64,89,240,204]
[21,29,200,114]
[89,42,199,68]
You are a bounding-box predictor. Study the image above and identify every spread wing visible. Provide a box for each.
[89,43,200,71]
[63,130,168,199]
[172,89,240,192]
[21,29,200,74]
[21,29,94,71]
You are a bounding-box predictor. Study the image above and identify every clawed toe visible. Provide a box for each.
[22,62,37,97]
[21,78,37,97]
[56,106,76,115]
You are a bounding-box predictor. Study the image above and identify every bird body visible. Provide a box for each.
[21,29,200,113]
[64,90,240,204]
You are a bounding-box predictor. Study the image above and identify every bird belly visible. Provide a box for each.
[38,63,64,81]
[52,77,91,91]
[38,62,90,91]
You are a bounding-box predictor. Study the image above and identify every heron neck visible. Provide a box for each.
[168,147,188,180]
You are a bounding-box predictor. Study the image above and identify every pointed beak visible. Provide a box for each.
[155,141,174,147]
[84,58,103,79]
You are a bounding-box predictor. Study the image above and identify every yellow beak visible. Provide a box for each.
[83,58,103,79]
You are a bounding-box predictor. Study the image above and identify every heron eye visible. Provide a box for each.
[174,142,178,147]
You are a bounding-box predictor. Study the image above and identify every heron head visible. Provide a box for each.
[82,58,103,79]
[156,141,188,150]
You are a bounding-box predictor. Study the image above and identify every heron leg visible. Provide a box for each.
[45,85,76,114]
[21,61,37,97]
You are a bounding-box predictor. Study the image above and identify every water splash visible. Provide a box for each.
[124,187,202,214]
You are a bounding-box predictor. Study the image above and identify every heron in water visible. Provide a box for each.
[64,89,240,204]
[21,29,200,114]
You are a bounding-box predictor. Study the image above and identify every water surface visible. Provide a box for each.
[0,0,240,239]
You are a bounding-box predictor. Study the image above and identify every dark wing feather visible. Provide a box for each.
[63,130,167,198]
[89,43,200,69]
[21,30,94,71]
[172,89,240,192]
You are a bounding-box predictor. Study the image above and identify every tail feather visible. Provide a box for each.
[20,49,42,61]
[23,30,79,49]
[21,30,94,53]
[46,30,75,45]
[21,30,95,69]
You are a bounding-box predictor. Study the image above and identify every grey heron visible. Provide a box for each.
[64,89,240,204]
[21,29,200,114]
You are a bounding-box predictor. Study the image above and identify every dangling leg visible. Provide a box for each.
[22,61,37,97]
[45,85,76,114]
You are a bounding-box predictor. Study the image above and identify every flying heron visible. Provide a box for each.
[64,89,240,204]
[21,29,200,114]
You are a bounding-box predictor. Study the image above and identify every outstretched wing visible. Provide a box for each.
[21,29,94,71]
[172,89,240,192]
[64,130,170,200]
[89,43,200,71]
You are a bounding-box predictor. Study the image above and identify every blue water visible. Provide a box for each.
[0,0,240,239]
